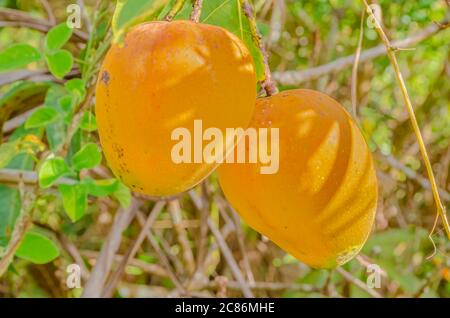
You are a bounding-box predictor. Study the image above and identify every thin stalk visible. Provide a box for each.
[240,0,277,96]
[165,0,187,22]
[362,0,450,239]
[190,0,203,23]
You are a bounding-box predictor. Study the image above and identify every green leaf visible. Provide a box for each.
[71,143,102,171]
[112,0,169,43]
[0,139,20,169]
[46,118,67,151]
[83,178,120,197]
[113,182,132,207]
[0,44,42,72]
[0,185,21,247]
[15,230,60,264]
[58,183,88,222]
[79,112,97,132]
[65,78,86,101]
[158,0,191,19]
[202,0,264,80]
[25,107,59,129]
[39,157,71,188]
[43,85,69,151]
[45,23,73,52]
[46,50,73,79]
[6,125,42,171]
[58,95,75,113]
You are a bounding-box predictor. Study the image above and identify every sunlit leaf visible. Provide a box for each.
[45,23,73,52]
[79,112,97,132]
[0,44,42,72]
[0,185,21,247]
[38,157,71,188]
[15,230,60,264]
[83,178,120,197]
[59,183,88,222]
[25,107,59,129]
[65,78,86,101]
[113,182,132,207]
[46,50,73,79]
[0,139,20,169]
[71,143,102,171]
[112,0,169,43]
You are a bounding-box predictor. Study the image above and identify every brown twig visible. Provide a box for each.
[38,0,56,25]
[382,155,450,202]
[77,0,92,33]
[135,211,186,293]
[0,169,76,187]
[168,199,196,276]
[188,190,254,297]
[190,0,203,23]
[241,0,278,96]
[102,201,165,298]
[207,218,254,298]
[58,233,90,281]
[0,8,88,42]
[215,194,255,283]
[195,186,210,269]
[207,280,316,292]
[336,267,382,298]
[272,19,450,86]
[82,199,140,298]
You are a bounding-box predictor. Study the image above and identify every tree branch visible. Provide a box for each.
[0,8,88,42]
[272,19,449,86]
[82,199,140,298]
[165,0,187,22]
[168,199,196,276]
[190,0,203,23]
[102,201,165,298]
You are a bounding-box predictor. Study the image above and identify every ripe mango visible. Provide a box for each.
[96,21,256,196]
[218,89,378,268]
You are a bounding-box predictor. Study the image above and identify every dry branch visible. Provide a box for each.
[102,201,165,298]
[337,267,382,298]
[190,0,203,23]
[168,199,196,275]
[0,8,88,42]
[136,211,186,293]
[273,20,449,86]
[82,199,140,298]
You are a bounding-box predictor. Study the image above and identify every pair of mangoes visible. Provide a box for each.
[96,21,378,268]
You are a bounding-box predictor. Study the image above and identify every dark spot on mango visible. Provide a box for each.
[101,71,110,85]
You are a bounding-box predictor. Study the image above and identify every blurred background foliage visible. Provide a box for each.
[0,0,449,298]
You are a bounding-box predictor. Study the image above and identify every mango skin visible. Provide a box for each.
[218,89,378,268]
[96,21,256,196]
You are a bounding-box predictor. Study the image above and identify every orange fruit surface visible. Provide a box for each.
[96,21,256,196]
[218,89,378,268]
